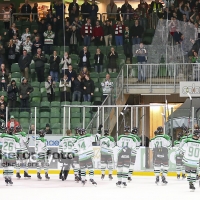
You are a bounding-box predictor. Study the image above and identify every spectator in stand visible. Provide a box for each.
[45,123,52,134]
[0,104,6,122]
[0,35,5,46]
[28,124,39,135]
[66,65,77,81]
[59,74,71,102]
[49,51,60,82]
[18,77,34,112]
[72,74,82,101]
[46,9,55,26]
[7,115,19,129]
[107,47,118,72]
[69,4,79,24]
[83,74,94,102]
[103,20,113,46]
[130,19,144,45]
[81,18,93,46]
[136,42,147,82]
[191,51,199,63]
[64,21,71,46]
[68,0,79,23]
[22,36,32,54]
[13,35,21,62]
[18,50,31,80]
[179,2,191,21]
[31,29,39,42]
[32,35,43,55]
[123,26,132,63]
[81,0,92,22]
[72,17,82,30]
[7,39,16,72]
[7,80,18,111]
[0,95,7,107]
[33,48,46,82]
[52,17,61,46]
[121,0,132,20]
[168,17,178,36]
[31,3,38,21]
[113,21,125,46]
[69,26,79,55]
[45,75,56,102]
[106,0,118,21]
[2,6,11,30]
[21,28,31,42]
[173,28,183,44]
[54,0,66,20]
[21,0,32,18]
[8,23,19,39]
[60,52,71,74]
[91,0,99,27]
[101,74,113,100]
[116,7,121,21]
[80,66,90,81]
[138,1,148,30]
[79,46,91,70]
[94,48,104,73]
[43,25,55,55]
[10,4,16,21]
[92,21,104,46]
[0,64,9,92]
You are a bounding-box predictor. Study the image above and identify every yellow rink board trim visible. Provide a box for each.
[0,170,177,176]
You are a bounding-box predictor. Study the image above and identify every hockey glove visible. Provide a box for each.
[47,149,51,155]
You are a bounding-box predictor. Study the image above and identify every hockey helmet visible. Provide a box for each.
[104,129,109,136]
[182,126,189,135]
[193,129,200,138]
[39,129,46,137]
[157,126,163,134]
[15,125,22,132]
[0,122,6,132]
[154,130,159,135]
[7,127,15,135]
[177,132,183,140]
[75,127,79,135]
[124,126,130,133]
[131,127,138,135]
[80,128,86,135]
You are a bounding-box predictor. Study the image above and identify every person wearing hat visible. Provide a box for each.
[7,115,19,129]
[45,123,52,134]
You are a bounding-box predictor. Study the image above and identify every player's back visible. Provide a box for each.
[150,135,171,149]
[174,140,180,148]
[59,136,74,153]
[100,136,115,155]
[117,134,136,149]
[71,135,78,144]
[15,132,28,151]
[35,137,47,155]
[131,134,141,149]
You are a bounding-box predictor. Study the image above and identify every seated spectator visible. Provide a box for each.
[45,75,56,102]
[80,66,89,81]
[59,74,71,102]
[0,63,9,91]
[92,21,104,46]
[94,48,104,73]
[7,39,16,72]
[0,95,7,107]
[29,124,39,134]
[101,74,113,100]
[83,74,94,102]
[8,23,19,39]
[103,20,113,47]
[79,46,91,70]
[113,21,125,46]
[22,36,32,54]
[7,115,19,129]
[173,29,183,44]
[7,80,18,111]
[18,77,34,112]
[60,52,71,73]
[0,104,6,122]
[45,123,52,134]
[107,47,118,72]
[72,74,82,102]
[69,26,79,55]
[32,35,42,55]
[81,18,93,46]
[43,25,55,55]
[21,28,31,42]
[33,48,46,82]
[18,50,31,80]
[49,50,61,82]
[66,65,77,81]
[130,19,144,45]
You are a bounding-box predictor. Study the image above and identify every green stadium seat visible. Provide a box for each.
[71,107,80,113]
[40,118,49,124]
[30,101,40,107]
[82,101,91,105]
[71,112,81,118]
[99,72,107,78]
[84,118,92,126]
[52,129,61,134]
[52,123,61,129]
[31,82,40,88]
[40,112,50,118]
[10,112,19,119]
[19,118,29,124]
[70,54,78,61]
[85,112,92,118]
[71,101,81,105]
[109,72,118,78]
[50,117,60,124]
[11,63,20,73]
[61,101,71,106]
[51,101,61,107]
[11,72,21,79]
[40,87,46,93]
[90,72,99,78]
[19,112,29,118]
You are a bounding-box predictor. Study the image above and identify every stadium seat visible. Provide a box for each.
[71,107,80,113]
[52,129,61,134]
[71,101,81,105]
[90,72,99,78]
[10,112,19,119]
[11,63,20,73]
[11,72,21,79]
[71,117,81,123]
[30,101,40,107]
[50,117,60,124]
[110,72,118,78]
[71,112,81,118]
[51,101,61,107]
[52,123,61,129]
[40,112,50,118]
[99,72,107,78]
[19,118,29,124]
[19,112,29,118]
[40,101,50,112]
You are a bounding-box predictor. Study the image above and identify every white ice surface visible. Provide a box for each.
[1,175,200,200]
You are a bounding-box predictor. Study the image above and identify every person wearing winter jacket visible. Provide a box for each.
[83,74,94,102]
[7,80,18,111]
[60,52,71,73]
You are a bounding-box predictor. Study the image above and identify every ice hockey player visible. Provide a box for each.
[128,127,141,181]
[73,128,97,186]
[179,129,200,191]
[35,129,51,180]
[1,127,20,185]
[99,129,115,180]
[58,129,75,181]
[95,124,103,146]
[116,126,137,188]
[15,125,31,179]
[174,132,186,179]
[150,126,171,185]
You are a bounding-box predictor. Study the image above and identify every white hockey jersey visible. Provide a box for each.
[149,135,171,150]
[58,136,74,153]
[99,135,115,155]
[35,137,48,160]
[15,132,29,152]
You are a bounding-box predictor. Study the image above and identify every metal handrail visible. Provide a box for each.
[12,13,38,23]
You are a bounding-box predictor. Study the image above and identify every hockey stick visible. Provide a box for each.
[28,113,33,138]
[196,107,200,126]
[187,93,192,130]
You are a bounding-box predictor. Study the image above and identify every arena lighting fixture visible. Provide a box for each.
[141,94,171,95]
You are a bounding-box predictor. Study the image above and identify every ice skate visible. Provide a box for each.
[109,174,113,180]
[5,177,9,186]
[116,181,122,187]
[161,176,168,185]
[196,175,199,180]
[82,180,86,186]
[182,174,186,179]
[16,172,21,179]
[7,177,13,186]
[24,171,31,178]
[101,174,105,180]
[177,174,180,179]
[75,174,80,182]
[45,172,50,180]
[37,172,42,180]
[155,176,159,185]
[128,177,132,182]
[189,182,195,191]
[90,179,97,186]
[122,182,127,188]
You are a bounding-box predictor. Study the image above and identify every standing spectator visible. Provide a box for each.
[130,20,144,45]
[21,0,32,18]
[72,74,82,101]
[13,35,22,62]
[106,0,118,21]
[43,25,55,55]
[121,0,132,20]
[136,42,147,82]
[148,0,163,18]
[7,39,16,72]
[8,23,19,39]
[21,28,31,42]
[64,21,71,46]
[18,77,33,112]
[59,74,71,102]
[138,2,148,30]
[94,48,104,73]
[31,3,38,21]
[2,6,11,30]
[7,80,18,111]
[60,52,71,74]
[10,4,16,21]
[38,19,46,44]
[103,20,113,46]
[22,36,32,54]
[79,46,91,70]
[0,64,9,91]
[33,48,46,82]
[92,21,104,46]
[68,5,79,24]
[46,9,55,26]
[54,0,66,20]
[0,96,7,107]
[45,123,52,134]
[179,2,191,20]
[18,50,31,80]
[45,75,56,102]
[91,0,99,26]
[107,47,118,72]
[116,7,121,21]
[69,26,79,55]
[68,0,79,22]
[31,29,39,42]
[83,74,94,102]
[66,65,77,81]
[81,19,93,46]
[101,74,113,100]
[81,0,92,22]
[0,104,6,122]
[123,26,132,63]
[32,35,43,55]
[52,17,61,46]
[80,66,90,81]
[113,21,125,46]
[49,51,61,82]
[7,115,19,129]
